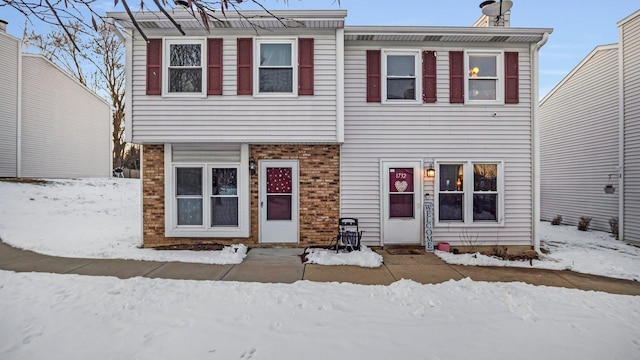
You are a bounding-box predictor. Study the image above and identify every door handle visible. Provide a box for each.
[261,201,264,208]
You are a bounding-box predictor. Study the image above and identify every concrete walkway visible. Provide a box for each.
[1,241,639,296]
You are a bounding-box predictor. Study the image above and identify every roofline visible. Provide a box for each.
[344,25,553,37]
[540,43,619,106]
[617,9,640,27]
[106,9,347,22]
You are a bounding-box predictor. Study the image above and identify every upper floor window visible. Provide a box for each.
[256,39,297,95]
[465,51,503,103]
[164,38,206,96]
[382,50,421,103]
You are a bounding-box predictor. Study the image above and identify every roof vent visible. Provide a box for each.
[0,19,7,33]
[138,21,160,29]
[357,35,374,41]
[422,35,443,42]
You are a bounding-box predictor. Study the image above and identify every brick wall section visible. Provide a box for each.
[141,144,340,248]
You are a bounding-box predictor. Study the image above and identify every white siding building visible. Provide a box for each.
[110,9,552,251]
[0,23,112,178]
[540,9,640,244]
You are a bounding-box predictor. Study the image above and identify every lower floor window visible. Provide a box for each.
[437,161,502,224]
[176,165,240,228]
[166,144,249,237]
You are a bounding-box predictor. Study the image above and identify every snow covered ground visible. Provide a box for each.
[1,178,639,359]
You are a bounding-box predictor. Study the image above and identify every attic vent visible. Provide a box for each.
[211,21,231,28]
[138,21,160,29]
[490,35,510,42]
[357,35,374,41]
[422,35,443,42]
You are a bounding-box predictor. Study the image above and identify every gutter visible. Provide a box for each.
[530,32,555,260]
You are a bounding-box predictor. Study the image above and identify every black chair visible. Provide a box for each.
[334,217,362,252]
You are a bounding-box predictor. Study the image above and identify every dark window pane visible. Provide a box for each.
[387,79,415,100]
[176,167,202,196]
[439,194,463,221]
[177,198,203,225]
[260,44,292,66]
[267,195,292,220]
[212,168,237,195]
[169,69,202,93]
[439,164,464,191]
[468,55,496,77]
[259,68,293,92]
[390,193,414,218]
[469,79,496,100]
[211,197,239,226]
[266,167,292,194]
[473,194,497,221]
[387,55,415,76]
[170,44,201,66]
[474,164,498,191]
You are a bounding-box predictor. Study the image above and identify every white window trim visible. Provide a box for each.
[162,37,207,98]
[464,50,504,105]
[434,160,504,227]
[381,49,422,104]
[254,37,298,97]
[164,144,250,238]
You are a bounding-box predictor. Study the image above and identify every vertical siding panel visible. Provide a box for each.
[298,38,314,95]
[237,38,253,95]
[0,33,19,177]
[622,13,640,243]
[366,50,381,102]
[540,47,619,232]
[422,50,437,103]
[449,51,464,103]
[146,39,162,95]
[207,38,223,95]
[504,51,519,104]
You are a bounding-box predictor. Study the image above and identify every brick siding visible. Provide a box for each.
[141,144,340,248]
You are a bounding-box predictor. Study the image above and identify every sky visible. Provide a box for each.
[1,0,639,97]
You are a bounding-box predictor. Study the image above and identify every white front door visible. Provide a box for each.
[382,161,423,245]
[259,160,299,244]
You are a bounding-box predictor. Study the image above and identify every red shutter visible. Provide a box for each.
[504,51,519,104]
[366,50,381,102]
[422,50,437,103]
[298,38,314,95]
[207,38,223,95]
[237,38,253,95]
[449,51,464,103]
[146,39,162,95]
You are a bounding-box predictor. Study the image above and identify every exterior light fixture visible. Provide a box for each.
[425,163,436,178]
[249,160,256,176]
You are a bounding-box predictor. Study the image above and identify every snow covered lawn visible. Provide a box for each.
[1,178,640,359]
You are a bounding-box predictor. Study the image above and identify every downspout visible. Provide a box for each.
[531,32,551,258]
[16,37,22,177]
[617,24,625,242]
[336,27,345,144]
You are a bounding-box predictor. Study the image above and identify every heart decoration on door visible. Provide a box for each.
[395,180,408,193]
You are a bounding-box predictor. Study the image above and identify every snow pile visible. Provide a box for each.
[435,222,640,281]
[304,245,383,267]
[1,270,639,359]
[0,179,246,265]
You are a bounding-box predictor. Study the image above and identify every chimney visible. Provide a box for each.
[0,20,7,33]
[478,1,511,27]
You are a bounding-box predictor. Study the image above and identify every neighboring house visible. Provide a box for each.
[540,9,640,244]
[108,8,552,251]
[0,21,111,178]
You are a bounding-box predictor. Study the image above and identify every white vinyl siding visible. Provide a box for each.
[341,44,534,247]
[0,32,20,177]
[20,55,111,178]
[621,12,640,243]
[130,31,338,143]
[540,46,620,232]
